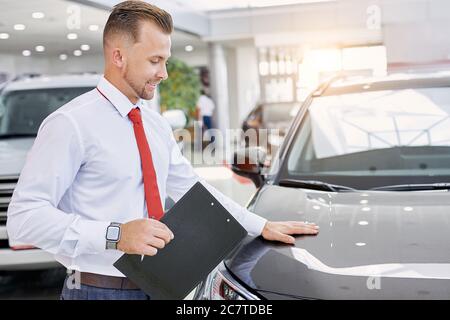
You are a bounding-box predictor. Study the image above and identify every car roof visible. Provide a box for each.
[2,74,101,92]
[321,71,450,96]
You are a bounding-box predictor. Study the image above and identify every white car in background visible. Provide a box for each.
[0,73,186,271]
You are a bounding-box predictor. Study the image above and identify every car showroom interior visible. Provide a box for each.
[1,0,450,301]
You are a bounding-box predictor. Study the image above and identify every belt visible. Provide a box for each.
[78,272,141,290]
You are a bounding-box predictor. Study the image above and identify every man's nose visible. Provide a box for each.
[157,65,168,81]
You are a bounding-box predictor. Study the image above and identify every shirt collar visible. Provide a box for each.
[97,76,144,117]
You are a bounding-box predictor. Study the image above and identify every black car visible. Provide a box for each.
[194,72,450,300]
[241,102,300,157]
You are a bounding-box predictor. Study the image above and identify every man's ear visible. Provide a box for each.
[111,48,126,68]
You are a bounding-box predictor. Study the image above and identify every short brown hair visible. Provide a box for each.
[103,1,173,46]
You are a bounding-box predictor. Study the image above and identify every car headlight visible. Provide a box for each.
[196,263,259,300]
[211,270,246,300]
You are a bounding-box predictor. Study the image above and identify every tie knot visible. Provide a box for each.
[128,108,142,125]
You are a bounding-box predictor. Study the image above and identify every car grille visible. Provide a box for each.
[0,175,18,227]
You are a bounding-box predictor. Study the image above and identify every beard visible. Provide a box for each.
[123,68,155,101]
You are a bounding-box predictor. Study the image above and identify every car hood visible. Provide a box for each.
[0,138,34,176]
[224,185,450,299]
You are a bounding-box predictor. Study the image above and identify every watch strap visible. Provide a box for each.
[106,222,122,250]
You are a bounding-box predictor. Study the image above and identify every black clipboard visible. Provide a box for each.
[113,182,248,300]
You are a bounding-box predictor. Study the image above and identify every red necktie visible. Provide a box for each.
[128,107,164,220]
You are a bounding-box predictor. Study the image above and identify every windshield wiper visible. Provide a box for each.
[0,133,36,139]
[278,179,356,192]
[371,183,450,191]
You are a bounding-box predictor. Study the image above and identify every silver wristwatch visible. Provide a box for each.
[106,222,122,250]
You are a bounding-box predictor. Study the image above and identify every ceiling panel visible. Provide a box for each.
[0,0,205,57]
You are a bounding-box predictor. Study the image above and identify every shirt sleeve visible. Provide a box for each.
[164,124,267,237]
[7,112,110,258]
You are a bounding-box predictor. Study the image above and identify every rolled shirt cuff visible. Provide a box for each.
[241,210,268,237]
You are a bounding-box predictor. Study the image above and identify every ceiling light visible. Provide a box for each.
[355,242,366,247]
[361,207,371,212]
[185,45,194,52]
[32,12,45,19]
[14,24,26,31]
[22,50,31,57]
[59,54,68,61]
[35,45,45,52]
[88,24,99,31]
[360,199,368,204]
[250,0,337,8]
[67,33,78,40]
[403,207,414,212]
[73,50,82,57]
[358,221,369,226]
[80,44,90,51]
[0,33,9,39]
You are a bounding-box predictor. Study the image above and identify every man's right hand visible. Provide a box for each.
[117,218,174,256]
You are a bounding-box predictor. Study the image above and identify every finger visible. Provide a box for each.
[141,245,158,256]
[282,223,318,234]
[292,226,319,235]
[293,221,320,230]
[148,219,175,239]
[150,227,172,244]
[145,218,173,235]
[146,237,166,249]
[277,233,296,244]
[279,222,315,234]
[147,218,169,229]
[294,221,318,228]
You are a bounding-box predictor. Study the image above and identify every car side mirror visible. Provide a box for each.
[231,147,267,188]
[162,109,187,130]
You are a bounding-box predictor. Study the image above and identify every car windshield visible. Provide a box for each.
[283,86,450,189]
[0,87,93,137]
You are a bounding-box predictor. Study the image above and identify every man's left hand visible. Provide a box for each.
[261,221,319,244]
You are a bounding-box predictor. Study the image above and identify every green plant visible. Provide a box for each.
[159,58,201,122]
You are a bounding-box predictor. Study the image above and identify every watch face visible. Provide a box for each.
[106,226,120,241]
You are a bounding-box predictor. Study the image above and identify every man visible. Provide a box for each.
[196,89,215,131]
[196,89,215,145]
[7,1,319,300]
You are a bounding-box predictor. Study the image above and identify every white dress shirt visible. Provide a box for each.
[197,95,215,117]
[7,76,267,277]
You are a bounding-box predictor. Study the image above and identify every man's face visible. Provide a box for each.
[123,21,171,101]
